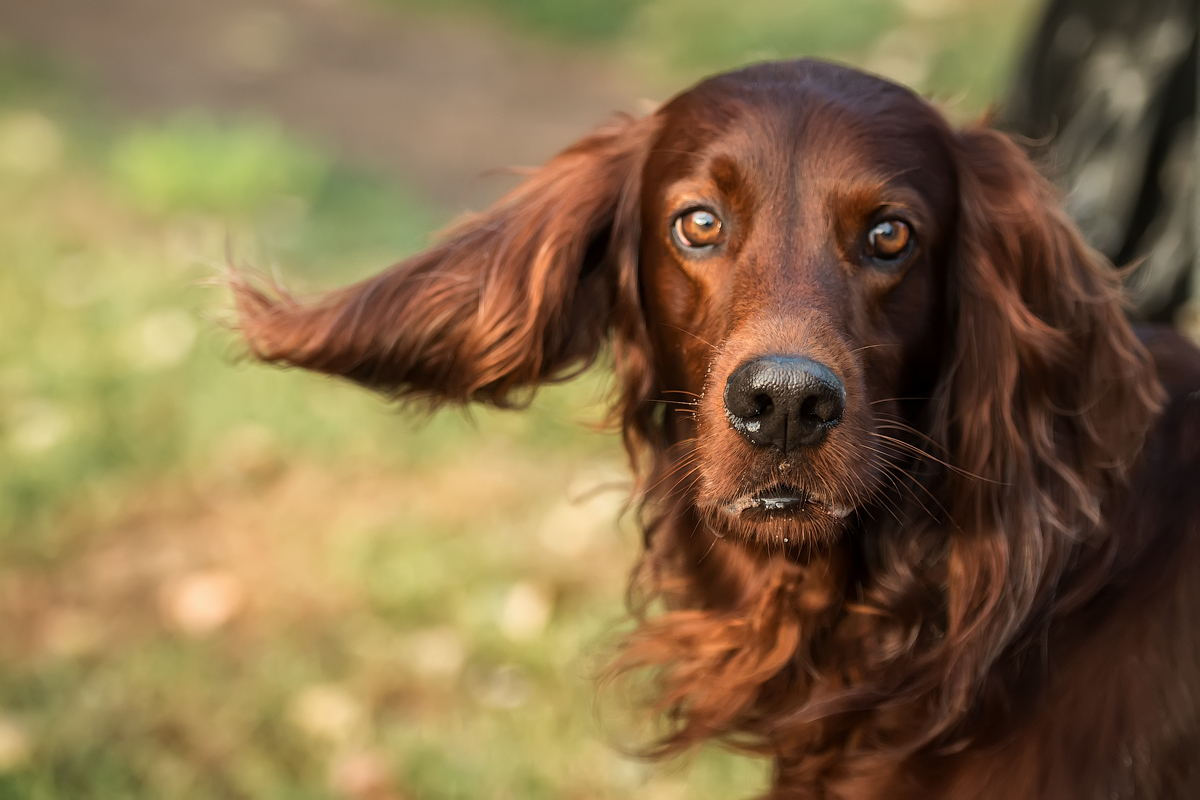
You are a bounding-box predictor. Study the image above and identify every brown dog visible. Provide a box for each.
[235,60,1200,798]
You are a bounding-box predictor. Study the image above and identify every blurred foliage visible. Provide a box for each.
[0,100,441,558]
[627,0,900,72]
[398,0,644,40]
[109,115,328,216]
[385,0,1040,115]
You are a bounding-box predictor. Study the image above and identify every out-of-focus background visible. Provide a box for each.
[0,1,1039,798]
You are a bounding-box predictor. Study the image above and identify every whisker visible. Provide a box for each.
[849,343,900,355]
[872,432,1003,485]
[661,458,702,499]
[865,451,917,509]
[633,456,699,500]
[860,442,943,523]
[697,522,722,563]
[869,396,933,406]
[874,417,949,454]
[645,399,699,408]
[868,473,909,526]
[643,454,701,497]
[658,322,719,352]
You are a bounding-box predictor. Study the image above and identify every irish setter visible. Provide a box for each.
[234,60,1200,798]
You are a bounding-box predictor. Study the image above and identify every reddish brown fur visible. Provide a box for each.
[233,61,1200,798]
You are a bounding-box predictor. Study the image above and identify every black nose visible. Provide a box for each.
[723,356,846,451]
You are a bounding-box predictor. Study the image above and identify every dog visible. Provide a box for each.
[233,60,1200,798]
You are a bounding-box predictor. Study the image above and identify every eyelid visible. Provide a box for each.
[670,201,718,220]
[870,203,914,222]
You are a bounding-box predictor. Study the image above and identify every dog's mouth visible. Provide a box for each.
[723,485,854,521]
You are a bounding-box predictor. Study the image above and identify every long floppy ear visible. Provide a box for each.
[233,114,658,406]
[939,127,1162,540]
[925,127,1165,697]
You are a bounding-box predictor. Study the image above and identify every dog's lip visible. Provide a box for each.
[723,485,853,519]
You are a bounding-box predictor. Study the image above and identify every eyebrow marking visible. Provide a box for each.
[710,155,743,197]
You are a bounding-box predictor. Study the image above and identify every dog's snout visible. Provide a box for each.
[723,357,846,451]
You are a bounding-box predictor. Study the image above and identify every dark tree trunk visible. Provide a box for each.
[1002,0,1198,322]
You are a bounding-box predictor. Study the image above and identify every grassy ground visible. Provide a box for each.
[0,2,1042,797]
[0,48,769,800]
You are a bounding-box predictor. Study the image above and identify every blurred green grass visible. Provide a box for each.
[0,1,1043,797]
[0,45,766,800]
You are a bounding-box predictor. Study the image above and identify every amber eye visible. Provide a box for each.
[674,209,724,248]
[865,219,912,261]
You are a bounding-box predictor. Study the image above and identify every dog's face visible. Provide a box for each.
[638,63,958,547]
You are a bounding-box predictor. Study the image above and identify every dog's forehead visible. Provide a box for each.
[649,60,954,188]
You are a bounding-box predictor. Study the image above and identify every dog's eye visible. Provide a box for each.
[865,219,912,261]
[674,209,724,249]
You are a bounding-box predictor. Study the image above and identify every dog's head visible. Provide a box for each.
[636,62,959,549]
[237,59,1152,559]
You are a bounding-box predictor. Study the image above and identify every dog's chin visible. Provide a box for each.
[703,484,855,550]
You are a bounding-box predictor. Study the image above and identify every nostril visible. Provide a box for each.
[801,387,844,424]
[800,395,820,419]
[753,394,773,416]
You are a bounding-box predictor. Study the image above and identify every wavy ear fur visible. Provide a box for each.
[893,126,1166,733]
[234,114,658,407]
[940,127,1161,535]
